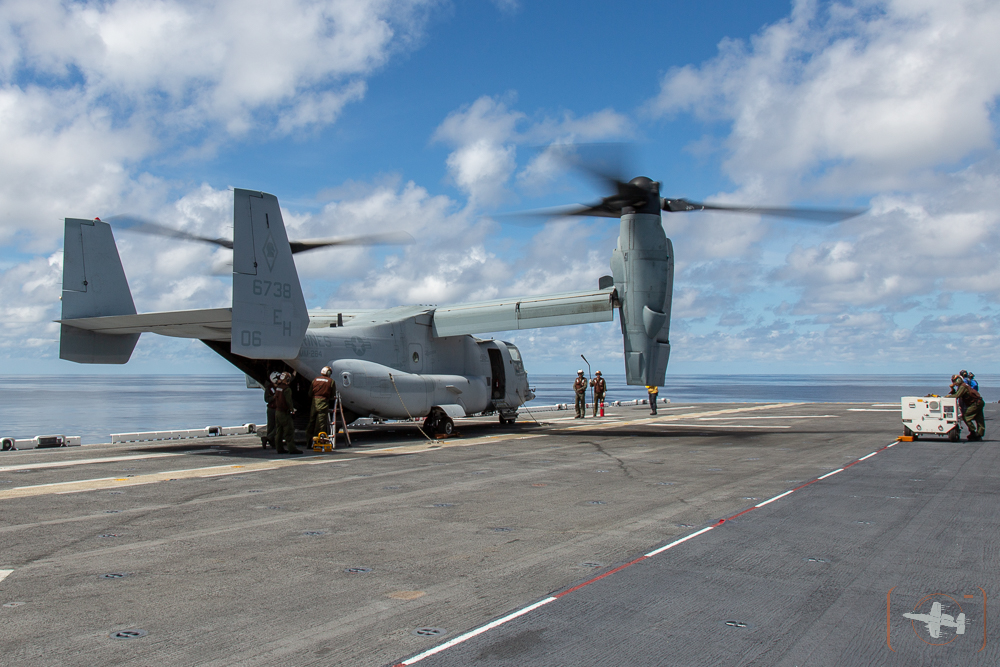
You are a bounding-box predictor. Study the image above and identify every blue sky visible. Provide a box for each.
[1,0,999,377]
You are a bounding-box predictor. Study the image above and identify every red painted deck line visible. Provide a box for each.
[392,440,899,666]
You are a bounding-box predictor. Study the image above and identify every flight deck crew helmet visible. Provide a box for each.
[321,367,332,377]
[960,370,969,378]
[952,374,963,384]
[269,372,281,384]
[595,371,602,376]
[577,370,584,375]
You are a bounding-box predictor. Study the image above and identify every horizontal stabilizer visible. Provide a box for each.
[59,308,232,341]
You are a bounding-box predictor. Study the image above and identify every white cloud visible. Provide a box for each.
[0,0,439,245]
[650,0,1000,196]
[433,95,631,205]
[645,0,1000,371]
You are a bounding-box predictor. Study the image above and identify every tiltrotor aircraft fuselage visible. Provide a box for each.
[57,188,661,434]
[57,169,859,436]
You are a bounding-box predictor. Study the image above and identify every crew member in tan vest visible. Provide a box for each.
[590,371,607,417]
[573,370,588,418]
[307,367,335,442]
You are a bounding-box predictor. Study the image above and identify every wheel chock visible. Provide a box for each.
[897,435,914,442]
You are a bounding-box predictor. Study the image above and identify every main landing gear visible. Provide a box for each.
[423,409,455,436]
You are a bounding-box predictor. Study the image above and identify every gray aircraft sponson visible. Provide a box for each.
[57,188,673,433]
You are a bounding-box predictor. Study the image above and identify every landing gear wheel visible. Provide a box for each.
[422,416,437,436]
[949,428,960,442]
[441,417,454,436]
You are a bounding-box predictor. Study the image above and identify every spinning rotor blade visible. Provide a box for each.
[552,143,633,192]
[108,215,414,254]
[510,142,867,224]
[288,231,415,254]
[107,215,233,248]
[661,199,866,223]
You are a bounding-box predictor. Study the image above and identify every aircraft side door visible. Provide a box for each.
[487,347,505,400]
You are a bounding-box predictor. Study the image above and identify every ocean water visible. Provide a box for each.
[0,374,991,445]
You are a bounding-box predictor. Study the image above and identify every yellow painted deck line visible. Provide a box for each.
[0,459,309,500]
[556,402,799,431]
[1,403,797,500]
[0,452,184,473]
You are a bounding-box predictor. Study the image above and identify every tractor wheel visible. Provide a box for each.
[949,428,960,442]
[903,426,913,437]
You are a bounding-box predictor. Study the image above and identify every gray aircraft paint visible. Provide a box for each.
[611,212,673,386]
[59,218,139,364]
[56,187,673,421]
[231,189,309,360]
[291,312,528,419]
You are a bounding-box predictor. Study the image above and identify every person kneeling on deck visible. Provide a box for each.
[574,370,588,418]
[948,374,986,441]
[274,373,301,454]
[307,367,335,442]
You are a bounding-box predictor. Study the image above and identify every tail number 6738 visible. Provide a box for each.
[253,279,292,298]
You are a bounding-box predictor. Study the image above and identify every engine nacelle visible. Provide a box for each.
[610,212,673,386]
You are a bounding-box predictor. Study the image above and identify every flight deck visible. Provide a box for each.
[1,402,995,666]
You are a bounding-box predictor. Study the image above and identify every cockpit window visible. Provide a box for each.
[504,342,525,374]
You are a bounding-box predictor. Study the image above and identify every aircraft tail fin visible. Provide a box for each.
[230,189,309,359]
[59,218,140,364]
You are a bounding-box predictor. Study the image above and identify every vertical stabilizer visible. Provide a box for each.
[230,189,309,359]
[59,218,139,363]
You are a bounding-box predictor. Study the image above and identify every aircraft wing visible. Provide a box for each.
[58,308,233,341]
[59,288,619,343]
[431,286,617,337]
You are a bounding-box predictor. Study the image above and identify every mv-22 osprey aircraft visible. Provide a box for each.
[57,158,861,437]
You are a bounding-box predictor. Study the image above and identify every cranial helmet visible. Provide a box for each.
[321,366,332,377]
[577,370,584,374]
[270,372,281,384]
[595,371,602,375]
[952,374,962,384]
[280,372,292,384]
